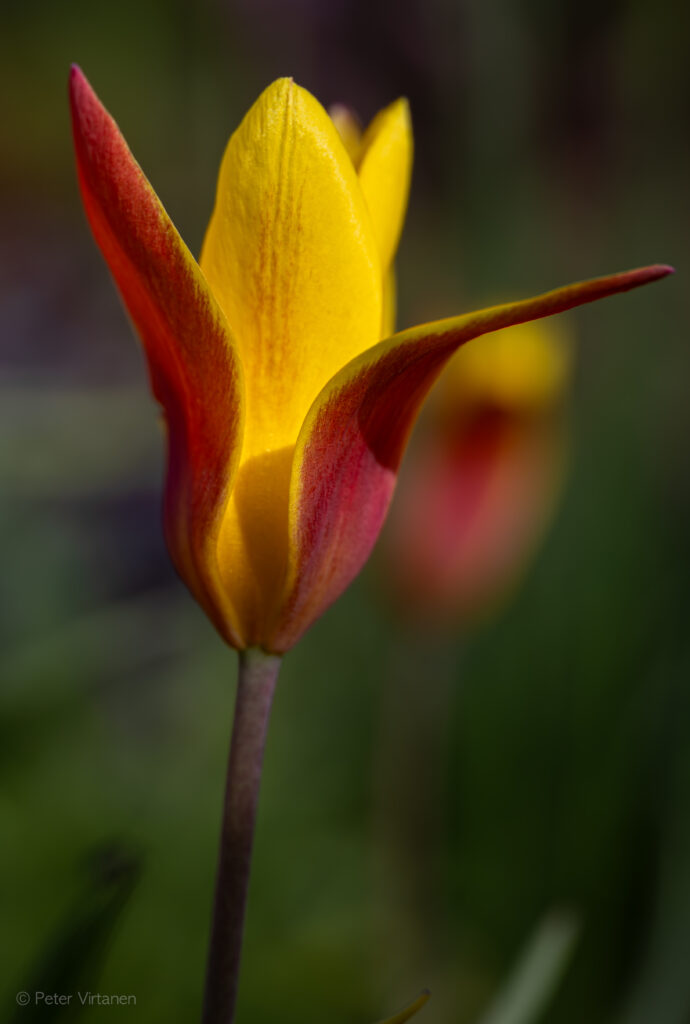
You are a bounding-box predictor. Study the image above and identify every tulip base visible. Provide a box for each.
[202,648,281,1024]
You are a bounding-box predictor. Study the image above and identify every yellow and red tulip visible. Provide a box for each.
[69,67,671,654]
[384,318,572,626]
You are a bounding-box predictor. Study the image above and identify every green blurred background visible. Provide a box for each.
[1,0,688,1021]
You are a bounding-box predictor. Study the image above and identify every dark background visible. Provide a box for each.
[1,0,688,1021]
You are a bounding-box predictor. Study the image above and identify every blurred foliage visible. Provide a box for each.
[1,0,688,1022]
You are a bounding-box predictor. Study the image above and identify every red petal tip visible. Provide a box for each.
[68,65,91,113]
[613,263,674,289]
[69,64,85,87]
[644,263,675,279]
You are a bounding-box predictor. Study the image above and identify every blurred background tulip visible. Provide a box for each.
[383,319,572,630]
[1,1,688,1023]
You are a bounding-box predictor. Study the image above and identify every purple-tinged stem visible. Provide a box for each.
[202,648,281,1024]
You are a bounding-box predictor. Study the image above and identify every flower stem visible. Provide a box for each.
[202,648,281,1024]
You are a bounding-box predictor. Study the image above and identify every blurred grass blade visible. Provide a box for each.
[375,990,431,1023]
[10,843,141,1022]
[475,910,579,1024]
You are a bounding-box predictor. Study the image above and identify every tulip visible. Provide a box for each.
[384,317,572,627]
[68,66,671,1024]
[68,67,669,658]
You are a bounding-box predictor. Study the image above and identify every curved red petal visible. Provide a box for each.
[69,66,245,646]
[269,265,672,651]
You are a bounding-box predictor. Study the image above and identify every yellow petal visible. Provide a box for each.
[201,77,382,458]
[330,101,406,337]
[357,98,413,270]
[200,78,381,644]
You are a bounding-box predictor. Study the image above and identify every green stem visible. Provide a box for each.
[202,648,281,1024]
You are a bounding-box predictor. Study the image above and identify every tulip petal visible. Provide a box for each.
[69,66,246,647]
[270,265,672,651]
[200,77,382,459]
[357,98,413,272]
[329,99,408,336]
